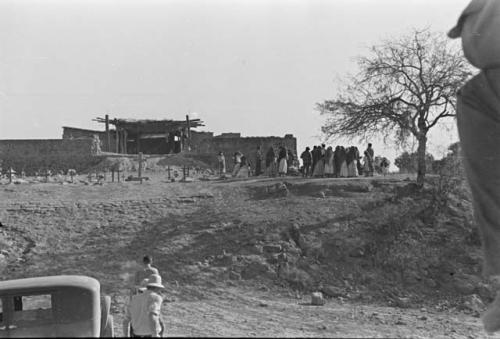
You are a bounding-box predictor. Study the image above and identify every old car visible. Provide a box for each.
[0,275,114,337]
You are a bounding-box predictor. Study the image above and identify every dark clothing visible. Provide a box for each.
[300,150,312,165]
[255,150,262,176]
[311,148,320,173]
[366,147,374,176]
[287,150,294,167]
[301,150,312,177]
[278,147,287,161]
[265,148,276,168]
[457,70,500,277]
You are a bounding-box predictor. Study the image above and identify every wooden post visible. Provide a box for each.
[105,114,110,152]
[121,130,126,154]
[115,121,119,154]
[138,152,143,184]
[123,129,128,154]
[186,115,191,137]
[8,168,14,184]
[117,168,121,182]
[111,170,115,182]
[167,166,171,180]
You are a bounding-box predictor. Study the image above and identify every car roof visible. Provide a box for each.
[0,275,100,295]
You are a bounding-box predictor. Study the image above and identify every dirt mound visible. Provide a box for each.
[0,175,489,336]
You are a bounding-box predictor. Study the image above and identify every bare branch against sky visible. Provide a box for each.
[0,0,470,163]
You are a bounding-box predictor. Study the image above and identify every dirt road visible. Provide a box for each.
[0,175,495,337]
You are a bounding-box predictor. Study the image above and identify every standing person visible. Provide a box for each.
[311,146,319,174]
[448,0,500,333]
[278,146,288,177]
[324,146,334,177]
[362,151,371,177]
[255,146,263,176]
[265,146,277,177]
[217,152,226,176]
[366,143,374,176]
[313,144,326,177]
[124,274,165,337]
[333,146,341,178]
[287,149,295,168]
[232,151,242,177]
[346,147,359,177]
[300,147,312,177]
[339,146,348,178]
[134,255,159,294]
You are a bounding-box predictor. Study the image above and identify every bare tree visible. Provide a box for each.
[317,29,472,186]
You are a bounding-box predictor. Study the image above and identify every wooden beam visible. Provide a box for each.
[105,115,110,152]
[124,129,128,154]
[116,129,119,153]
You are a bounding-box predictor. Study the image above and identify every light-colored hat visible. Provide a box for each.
[145,274,165,289]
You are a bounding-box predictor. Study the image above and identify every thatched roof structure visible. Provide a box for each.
[93,117,204,134]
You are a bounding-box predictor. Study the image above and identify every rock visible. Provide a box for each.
[177,198,195,203]
[258,301,268,307]
[349,247,365,258]
[263,244,282,253]
[288,224,301,245]
[321,285,345,298]
[212,254,236,267]
[266,254,279,265]
[311,292,325,306]
[461,294,485,316]
[241,262,272,280]
[393,297,411,309]
[454,279,477,295]
[229,271,241,281]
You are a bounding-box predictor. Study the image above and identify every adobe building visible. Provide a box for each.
[0,115,297,174]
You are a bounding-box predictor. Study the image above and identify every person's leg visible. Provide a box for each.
[457,73,500,333]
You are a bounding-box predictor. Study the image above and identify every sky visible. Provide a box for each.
[0,0,472,166]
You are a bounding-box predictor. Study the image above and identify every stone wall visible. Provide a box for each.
[63,127,117,153]
[190,132,297,171]
[0,139,102,175]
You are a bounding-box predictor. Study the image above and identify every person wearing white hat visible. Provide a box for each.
[449,0,500,334]
[124,274,165,337]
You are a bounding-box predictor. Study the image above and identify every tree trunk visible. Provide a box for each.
[416,133,427,187]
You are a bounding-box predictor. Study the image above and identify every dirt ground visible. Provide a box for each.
[0,173,497,338]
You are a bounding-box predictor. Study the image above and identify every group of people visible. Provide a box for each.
[216,143,376,179]
[217,145,298,178]
[300,143,375,178]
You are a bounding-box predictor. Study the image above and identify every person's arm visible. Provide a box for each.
[123,300,132,337]
[149,312,161,337]
[149,295,163,337]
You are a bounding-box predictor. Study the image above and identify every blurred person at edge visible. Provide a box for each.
[448,0,500,334]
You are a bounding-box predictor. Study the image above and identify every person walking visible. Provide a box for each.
[124,274,165,337]
[134,255,159,294]
[300,147,312,177]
